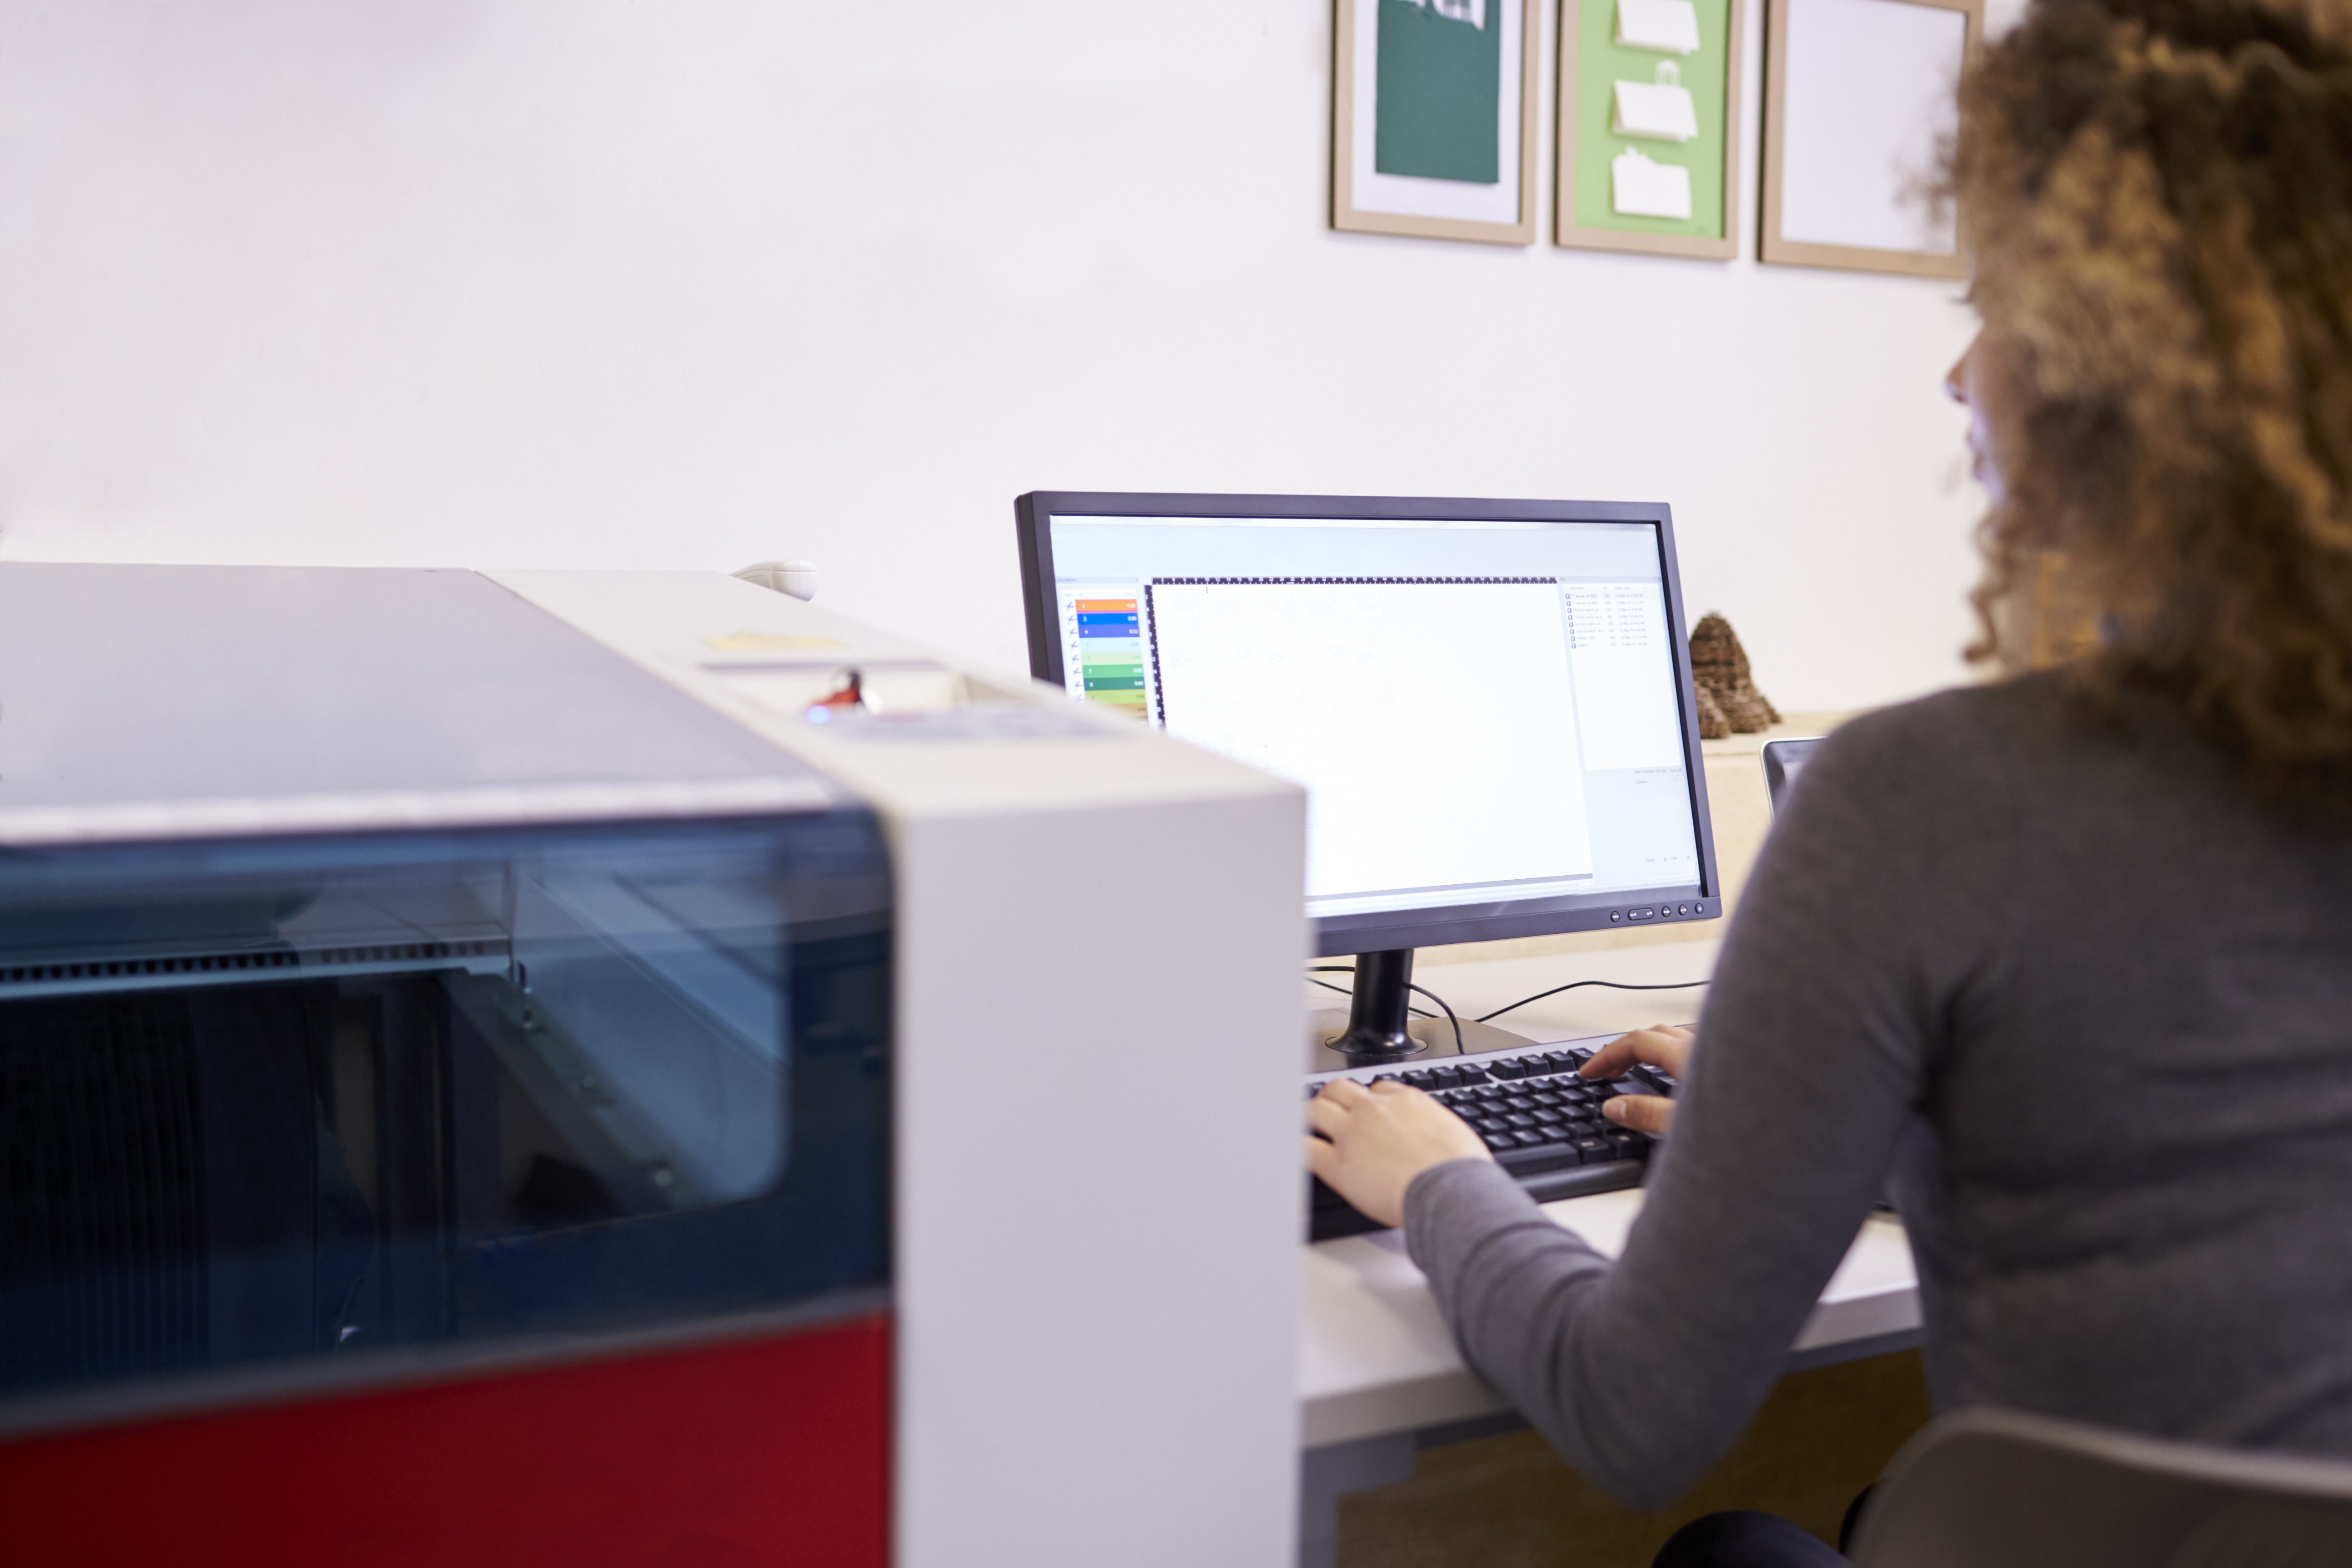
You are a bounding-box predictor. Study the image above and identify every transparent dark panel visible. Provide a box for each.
[0,813,890,1406]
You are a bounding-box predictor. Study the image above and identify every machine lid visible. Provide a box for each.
[0,565,833,844]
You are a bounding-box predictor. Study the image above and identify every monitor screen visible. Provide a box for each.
[1015,494,1720,955]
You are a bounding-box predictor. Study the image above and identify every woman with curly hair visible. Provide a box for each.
[1307,0,2352,1560]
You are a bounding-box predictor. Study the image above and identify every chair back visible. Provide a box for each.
[1850,1407,2352,1568]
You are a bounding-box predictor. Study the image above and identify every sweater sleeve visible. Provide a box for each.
[1402,698,2014,1508]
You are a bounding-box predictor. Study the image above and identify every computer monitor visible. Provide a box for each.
[1762,736,1824,813]
[1015,492,1722,1066]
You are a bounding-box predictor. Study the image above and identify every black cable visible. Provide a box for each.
[1306,971,1436,1019]
[1473,978,1709,1025]
[1406,983,1464,1055]
[1313,965,1699,1050]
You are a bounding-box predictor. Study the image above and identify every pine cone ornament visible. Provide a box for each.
[1689,612,1780,735]
[1694,682,1729,740]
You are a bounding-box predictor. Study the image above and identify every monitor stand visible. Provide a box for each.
[1308,948,1541,1073]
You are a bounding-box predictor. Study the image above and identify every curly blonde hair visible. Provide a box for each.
[1952,0,2352,773]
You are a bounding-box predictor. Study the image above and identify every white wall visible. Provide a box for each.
[0,0,1993,711]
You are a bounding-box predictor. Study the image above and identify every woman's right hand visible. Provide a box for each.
[1577,1024,1694,1135]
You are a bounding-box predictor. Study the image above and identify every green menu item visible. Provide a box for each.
[1573,0,1728,238]
[1375,0,1503,185]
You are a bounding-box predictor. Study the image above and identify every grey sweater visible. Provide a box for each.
[1404,677,2352,1509]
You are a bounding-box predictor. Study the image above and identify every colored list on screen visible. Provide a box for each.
[1073,598,1147,711]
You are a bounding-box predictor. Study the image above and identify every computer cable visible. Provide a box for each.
[1305,966,1465,1054]
[1306,970,1437,1020]
[1474,978,1709,1025]
[1406,983,1464,1055]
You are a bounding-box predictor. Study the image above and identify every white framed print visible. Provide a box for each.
[1333,0,1542,245]
[1760,0,1983,277]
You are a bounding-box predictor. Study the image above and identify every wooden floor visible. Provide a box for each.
[1335,1352,1934,1568]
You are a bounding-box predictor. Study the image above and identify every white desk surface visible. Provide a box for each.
[1297,943,1922,1450]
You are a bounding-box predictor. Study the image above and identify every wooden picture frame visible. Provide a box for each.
[1333,0,1542,246]
[1759,0,1983,277]
[1556,0,1745,260]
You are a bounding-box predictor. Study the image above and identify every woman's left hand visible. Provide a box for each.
[1306,1078,1492,1230]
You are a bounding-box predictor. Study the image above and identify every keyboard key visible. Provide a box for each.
[1573,1136,1613,1163]
[1607,1132,1648,1161]
[1483,1131,1515,1151]
[1495,1138,1583,1174]
[1511,1130,1547,1148]
[1504,1113,1537,1130]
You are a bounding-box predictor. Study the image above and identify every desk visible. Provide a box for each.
[1294,942,1922,1567]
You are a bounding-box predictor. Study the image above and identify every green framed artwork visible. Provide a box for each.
[1556,0,1745,259]
[1334,0,1541,245]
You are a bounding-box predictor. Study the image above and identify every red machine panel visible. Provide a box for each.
[0,1313,890,1568]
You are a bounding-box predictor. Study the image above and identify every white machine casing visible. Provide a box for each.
[494,571,1308,1568]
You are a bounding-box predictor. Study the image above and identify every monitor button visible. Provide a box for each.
[1610,911,1624,923]
[1628,907,1656,920]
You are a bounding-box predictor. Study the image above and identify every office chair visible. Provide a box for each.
[1849,1406,2352,1568]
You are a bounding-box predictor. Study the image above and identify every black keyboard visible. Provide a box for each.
[1307,1036,1677,1241]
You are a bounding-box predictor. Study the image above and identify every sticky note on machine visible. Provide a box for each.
[1616,0,1701,53]
[1612,148,1693,219]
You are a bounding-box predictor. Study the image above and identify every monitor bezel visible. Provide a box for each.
[1761,735,1825,816]
[1014,491,1724,956]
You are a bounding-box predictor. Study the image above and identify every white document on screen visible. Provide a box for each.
[1147,579,1595,906]
[1563,581,1686,769]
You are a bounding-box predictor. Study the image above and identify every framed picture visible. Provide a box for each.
[1556,0,1745,260]
[1759,0,1983,277]
[1333,0,1542,246]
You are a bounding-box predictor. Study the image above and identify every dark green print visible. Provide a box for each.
[1374,0,1502,184]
